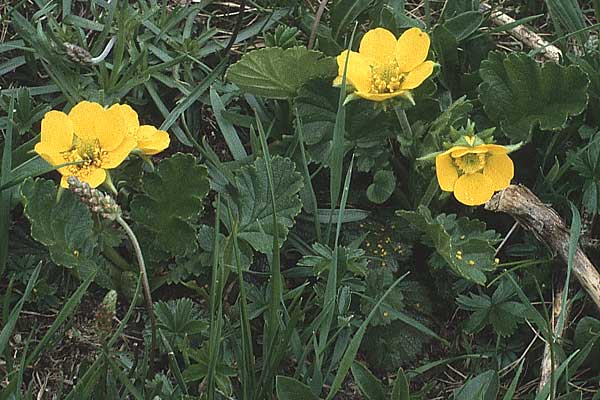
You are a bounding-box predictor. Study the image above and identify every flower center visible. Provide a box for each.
[454,153,486,175]
[370,62,406,94]
[61,139,108,177]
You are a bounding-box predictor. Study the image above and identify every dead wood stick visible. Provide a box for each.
[485,185,600,312]
[480,3,563,63]
[538,280,572,394]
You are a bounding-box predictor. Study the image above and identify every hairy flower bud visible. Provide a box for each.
[67,176,122,220]
[64,43,92,64]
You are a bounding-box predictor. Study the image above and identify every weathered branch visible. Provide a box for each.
[538,280,572,394]
[485,185,600,312]
[480,3,562,63]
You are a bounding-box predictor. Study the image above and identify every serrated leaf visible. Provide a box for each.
[478,52,589,141]
[20,178,98,270]
[130,153,209,256]
[367,170,396,204]
[220,156,303,254]
[225,46,337,99]
[397,206,499,285]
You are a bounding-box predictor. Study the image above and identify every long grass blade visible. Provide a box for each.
[0,94,15,276]
[256,114,284,395]
[207,194,223,400]
[26,269,96,365]
[0,263,41,356]
[325,271,410,400]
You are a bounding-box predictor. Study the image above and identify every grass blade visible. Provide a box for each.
[207,194,224,400]
[231,206,255,399]
[26,269,96,365]
[0,94,15,276]
[325,271,410,400]
[0,263,41,356]
[210,86,248,161]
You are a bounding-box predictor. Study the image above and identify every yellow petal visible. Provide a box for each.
[40,111,74,152]
[34,142,70,174]
[93,106,128,152]
[109,104,139,136]
[336,50,372,93]
[68,101,105,141]
[436,152,459,192]
[395,27,430,72]
[453,173,495,206]
[451,147,488,158]
[483,153,514,191]
[401,60,434,90]
[81,168,107,188]
[359,28,397,64]
[102,136,136,168]
[354,90,404,102]
[136,125,170,155]
[480,144,509,154]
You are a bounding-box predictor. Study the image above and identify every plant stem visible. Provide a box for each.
[116,216,156,368]
[394,107,413,137]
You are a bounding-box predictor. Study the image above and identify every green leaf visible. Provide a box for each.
[397,206,499,285]
[454,370,499,400]
[225,46,337,99]
[20,178,98,270]
[391,368,410,400]
[478,52,589,141]
[219,156,303,254]
[130,153,210,256]
[331,0,374,40]
[275,376,319,400]
[367,170,396,204]
[574,316,600,369]
[443,11,484,41]
[351,361,386,400]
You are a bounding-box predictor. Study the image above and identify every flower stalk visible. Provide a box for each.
[67,177,156,363]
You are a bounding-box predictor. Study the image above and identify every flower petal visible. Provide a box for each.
[34,142,66,170]
[354,90,404,102]
[359,28,397,65]
[102,136,136,168]
[93,106,128,151]
[336,50,372,93]
[40,111,74,152]
[109,104,139,136]
[401,60,434,90]
[82,168,107,188]
[395,27,430,72]
[453,173,495,206]
[436,152,459,191]
[480,144,509,154]
[483,153,514,191]
[136,125,170,155]
[451,147,488,158]
[68,101,105,141]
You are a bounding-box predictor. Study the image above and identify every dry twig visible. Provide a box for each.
[485,185,600,312]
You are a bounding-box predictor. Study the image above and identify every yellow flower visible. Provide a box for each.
[34,101,137,188]
[436,138,514,206]
[109,104,170,155]
[334,27,435,101]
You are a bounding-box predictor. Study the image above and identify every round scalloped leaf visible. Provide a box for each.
[20,178,98,270]
[367,170,396,204]
[219,156,303,254]
[130,153,210,256]
[225,46,337,99]
[478,52,589,142]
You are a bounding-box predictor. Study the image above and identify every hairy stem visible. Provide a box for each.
[116,216,156,366]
